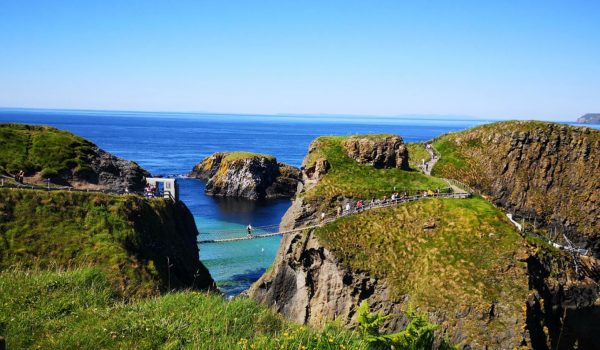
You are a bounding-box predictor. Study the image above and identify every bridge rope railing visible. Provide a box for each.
[197,191,471,244]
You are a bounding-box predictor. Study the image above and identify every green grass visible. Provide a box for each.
[0,268,368,350]
[314,197,527,308]
[222,152,276,162]
[0,123,95,176]
[406,143,431,170]
[303,136,447,202]
[0,188,211,297]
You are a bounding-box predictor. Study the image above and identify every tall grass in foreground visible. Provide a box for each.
[0,267,368,349]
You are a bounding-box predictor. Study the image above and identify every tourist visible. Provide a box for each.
[247,224,253,236]
[345,203,351,214]
[356,200,363,212]
[321,212,325,221]
[336,206,342,217]
[17,170,24,183]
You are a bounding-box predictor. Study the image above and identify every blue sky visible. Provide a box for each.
[0,1,599,120]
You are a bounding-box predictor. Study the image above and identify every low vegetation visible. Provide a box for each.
[406,142,431,170]
[303,136,447,201]
[0,268,368,349]
[222,151,276,162]
[0,188,210,297]
[0,123,95,177]
[315,196,528,312]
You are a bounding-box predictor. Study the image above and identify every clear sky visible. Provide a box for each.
[1,1,599,120]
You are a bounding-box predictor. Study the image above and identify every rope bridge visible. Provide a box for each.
[197,191,471,244]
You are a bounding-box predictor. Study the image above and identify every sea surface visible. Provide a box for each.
[0,108,498,295]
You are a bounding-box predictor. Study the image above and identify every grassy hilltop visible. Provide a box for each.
[0,123,95,177]
[301,136,446,202]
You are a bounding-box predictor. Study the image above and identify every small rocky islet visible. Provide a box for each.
[189,151,301,200]
[1,121,600,349]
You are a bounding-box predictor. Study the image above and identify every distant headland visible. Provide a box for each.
[577,113,600,124]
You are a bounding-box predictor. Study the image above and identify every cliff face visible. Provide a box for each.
[189,152,300,200]
[341,135,409,169]
[0,189,215,297]
[0,123,149,192]
[432,121,600,256]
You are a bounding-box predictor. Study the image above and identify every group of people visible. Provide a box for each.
[144,183,161,198]
[14,170,25,183]
[330,189,445,219]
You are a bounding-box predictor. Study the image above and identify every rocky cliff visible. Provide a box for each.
[0,188,215,297]
[432,121,600,257]
[189,152,300,200]
[341,134,409,169]
[249,130,600,349]
[0,123,149,192]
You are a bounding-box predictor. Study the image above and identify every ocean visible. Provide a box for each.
[0,108,493,295]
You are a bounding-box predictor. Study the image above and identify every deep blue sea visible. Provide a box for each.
[0,108,500,295]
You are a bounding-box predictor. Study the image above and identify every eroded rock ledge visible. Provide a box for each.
[189,152,300,200]
[341,135,409,169]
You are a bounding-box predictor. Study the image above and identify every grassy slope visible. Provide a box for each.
[0,188,207,297]
[303,136,447,201]
[0,123,95,177]
[315,197,526,306]
[406,142,431,170]
[0,268,366,350]
[314,197,528,343]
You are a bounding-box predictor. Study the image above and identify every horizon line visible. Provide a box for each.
[0,106,570,122]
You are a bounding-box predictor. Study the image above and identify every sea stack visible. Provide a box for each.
[189,152,300,200]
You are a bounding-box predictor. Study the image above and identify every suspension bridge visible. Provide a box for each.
[197,189,471,244]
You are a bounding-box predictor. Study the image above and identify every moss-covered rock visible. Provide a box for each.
[189,152,300,200]
[0,188,214,297]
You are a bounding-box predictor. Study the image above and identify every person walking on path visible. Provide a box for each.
[247,224,253,237]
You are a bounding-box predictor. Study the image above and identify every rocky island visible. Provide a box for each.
[189,151,301,200]
[577,113,600,124]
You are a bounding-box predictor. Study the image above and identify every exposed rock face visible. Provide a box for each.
[341,135,409,169]
[433,121,600,257]
[72,146,150,192]
[189,152,300,200]
[248,230,407,330]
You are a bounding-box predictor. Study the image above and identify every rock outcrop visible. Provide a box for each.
[70,146,150,192]
[432,121,600,257]
[341,135,409,169]
[189,152,300,200]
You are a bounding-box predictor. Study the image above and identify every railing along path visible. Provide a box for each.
[198,191,471,244]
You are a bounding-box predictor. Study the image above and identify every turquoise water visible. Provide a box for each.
[1,108,494,295]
